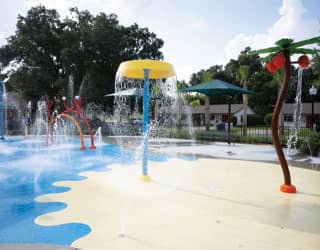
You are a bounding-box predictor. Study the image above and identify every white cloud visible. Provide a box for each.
[175,64,199,82]
[0,0,214,81]
[2,0,318,83]
[225,0,319,60]
[25,0,149,24]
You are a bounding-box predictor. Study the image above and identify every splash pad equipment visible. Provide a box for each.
[254,36,320,193]
[46,113,86,150]
[115,59,176,181]
[62,96,96,149]
[45,96,96,150]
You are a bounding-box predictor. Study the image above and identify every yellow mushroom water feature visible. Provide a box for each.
[115,59,176,181]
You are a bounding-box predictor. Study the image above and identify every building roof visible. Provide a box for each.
[282,103,320,114]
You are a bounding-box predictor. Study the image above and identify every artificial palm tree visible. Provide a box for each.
[253,36,320,193]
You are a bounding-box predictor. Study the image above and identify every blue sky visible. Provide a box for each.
[0,0,319,81]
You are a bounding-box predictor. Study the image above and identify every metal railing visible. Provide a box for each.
[193,126,316,145]
[237,126,315,145]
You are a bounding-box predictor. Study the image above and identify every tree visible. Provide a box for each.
[0,6,64,104]
[200,71,212,131]
[237,65,249,137]
[238,48,262,130]
[176,80,187,128]
[0,5,164,110]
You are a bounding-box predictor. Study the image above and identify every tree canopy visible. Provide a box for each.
[0,5,164,106]
[187,46,320,115]
[1,6,320,118]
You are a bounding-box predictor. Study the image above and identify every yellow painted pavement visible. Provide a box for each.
[35,158,320,250]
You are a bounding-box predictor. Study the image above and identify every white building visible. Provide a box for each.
[181,104,255,127]
[282,102,320,128]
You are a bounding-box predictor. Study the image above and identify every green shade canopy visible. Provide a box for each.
[182,79,254,96]
[182,79,254,146]
[105,87,160,99]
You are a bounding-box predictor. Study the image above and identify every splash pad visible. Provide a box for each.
[115,59,176,181]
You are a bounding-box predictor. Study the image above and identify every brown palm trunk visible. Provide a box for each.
[278,82,285,135]
[271,49,292,186]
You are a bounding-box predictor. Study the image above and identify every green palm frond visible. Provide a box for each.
[259,52,279,63]
[237,65,249,82]
[290,48,319,55]
[273,69,284,82]
[275,38,294,48]
[251,36,319,64]
[189,99,201,108]
[291,36,320,48]
[152,83,161,94]
[251,46,280,55]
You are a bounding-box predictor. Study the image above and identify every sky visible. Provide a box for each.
[0,0,319,81]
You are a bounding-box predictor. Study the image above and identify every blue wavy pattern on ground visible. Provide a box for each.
[0,137,194,246]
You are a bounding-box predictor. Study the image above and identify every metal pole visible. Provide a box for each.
[0,81,4,140]
[142,69,150,178]
[228,96,231,146]
[312,97,314,130]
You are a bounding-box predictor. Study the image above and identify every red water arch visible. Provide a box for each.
[46,113,86,150]
[62,96,96,149]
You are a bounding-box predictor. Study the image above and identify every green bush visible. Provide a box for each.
[247,114,265,126]
[297,131,320,156]
[233,134,241,142]
[247,135,261,144]
[175,129,192,139]
[264,113,272,126]
[159,128,192,139]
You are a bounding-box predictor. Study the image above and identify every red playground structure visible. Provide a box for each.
[45,96,96,150]
[62,96,96,149]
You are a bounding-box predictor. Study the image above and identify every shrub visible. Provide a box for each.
[297,131,320,156]
[160,128,192,139]
[264,113,272,126]
[247,135,261,144]
[175,129,192,139]
[233,134,241,142]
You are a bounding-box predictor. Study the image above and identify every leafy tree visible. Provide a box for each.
[237,65,249,136]
[236,47,262,137]
[0,6,64,104]
[200,71,212,131]
[248,69,275,114]
[0,5,164,111]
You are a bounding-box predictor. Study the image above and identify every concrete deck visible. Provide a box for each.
[36,158,320,250]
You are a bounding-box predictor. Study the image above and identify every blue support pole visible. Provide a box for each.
[142,69,150,179]
[0,81,4,139]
